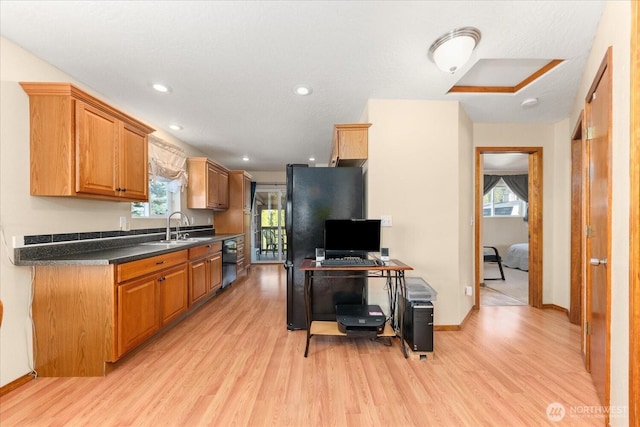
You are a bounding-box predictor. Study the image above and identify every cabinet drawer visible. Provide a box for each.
[117,250,188,283]
[188,241,222,259]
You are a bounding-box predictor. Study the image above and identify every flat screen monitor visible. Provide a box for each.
[324,219,381,257]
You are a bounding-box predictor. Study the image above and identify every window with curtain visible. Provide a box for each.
[483,176,527,218]
[132,136,188,218]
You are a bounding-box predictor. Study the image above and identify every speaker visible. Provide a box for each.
[380,247,389,261]
[315,248,325,262]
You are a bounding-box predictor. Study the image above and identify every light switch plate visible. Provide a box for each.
[381,215,392,227]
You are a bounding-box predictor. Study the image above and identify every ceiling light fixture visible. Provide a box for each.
[152,83,171,93]
[169,124,182,131]
[242,156,250,162]
[294,85,313,96]
[521,97,539,108]
[309,157,316,162]
[428,27,481,74]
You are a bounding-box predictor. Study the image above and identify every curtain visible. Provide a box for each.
[148,135,188,188]
[502,174,529,202]
[484,173,529,221]
[483,175,501,195]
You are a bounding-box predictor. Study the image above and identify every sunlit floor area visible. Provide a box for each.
[481,264,529,306]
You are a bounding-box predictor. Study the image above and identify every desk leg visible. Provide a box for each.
[386,270,397,331]
[397,271,408,358]
[304,271,312,357]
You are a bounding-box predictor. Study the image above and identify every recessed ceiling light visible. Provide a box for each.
[294,85,313,96]
[242,156,250,162]
[152,83,170,93]
[521,98,539,108]
[169,124,182,131]
[309,157,316,162]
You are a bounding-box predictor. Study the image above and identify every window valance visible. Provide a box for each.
[148,135,188,188]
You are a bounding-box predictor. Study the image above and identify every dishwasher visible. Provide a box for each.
[222,239,237,288]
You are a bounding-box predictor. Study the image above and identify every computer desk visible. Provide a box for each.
[298,258,413,357]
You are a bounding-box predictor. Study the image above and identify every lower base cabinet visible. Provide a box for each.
[188,242,223,306]
[32,244,223,377]
[117,255,189,358]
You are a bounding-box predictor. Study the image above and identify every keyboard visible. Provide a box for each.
[321,258,377,267]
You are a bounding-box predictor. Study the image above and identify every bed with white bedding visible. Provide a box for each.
[502,243,529,271]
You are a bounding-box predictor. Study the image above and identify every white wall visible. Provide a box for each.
[364,99,474,325]
[482,217,529,256]
[569,1,630,424]
[0,37,212,387]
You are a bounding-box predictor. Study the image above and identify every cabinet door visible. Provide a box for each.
[207,163,218,209]
[207,253,222,293]
[119,122,148,201]
[76,101,118,196]
[189,258,208,306]
[243,176,252,211]
[217,171,229,209]
[117,276,159,357]
[160,264,188,325]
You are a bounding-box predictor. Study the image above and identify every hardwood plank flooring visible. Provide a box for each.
[0,265,604,426]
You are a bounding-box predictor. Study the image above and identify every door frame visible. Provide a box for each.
[569,114,585,329]
[629,0,639,423]
[474,147,543,308]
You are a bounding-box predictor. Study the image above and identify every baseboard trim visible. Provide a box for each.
[541,303,569,316]
[434,305,476,331]
[0,373,34,397]
[434,324,460,331]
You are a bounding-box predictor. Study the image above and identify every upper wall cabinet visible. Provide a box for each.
[186,157,229,210]
[329,123,372,167]
[20,82,154,202]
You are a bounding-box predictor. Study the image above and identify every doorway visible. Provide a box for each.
[251,186,286,263]
[474,147,543,309]
[480,153,530,306]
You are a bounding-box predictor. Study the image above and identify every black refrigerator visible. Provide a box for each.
[284,164,367,330]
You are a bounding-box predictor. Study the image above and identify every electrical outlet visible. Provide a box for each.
[381,215,393,227]
[119,216,129,231]
[208,217,212,225]
[465,286,473,296]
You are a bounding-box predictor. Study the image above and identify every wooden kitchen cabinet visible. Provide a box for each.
[159,264,189,326]
[116,251,188,357]
[188,241,223,306]
[117,274,159,356]
[214,171,253,275]
[329,123,372,167]
[187,157,229,210]
[20,82,154,201]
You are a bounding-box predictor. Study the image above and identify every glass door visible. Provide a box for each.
[252,186,286,263]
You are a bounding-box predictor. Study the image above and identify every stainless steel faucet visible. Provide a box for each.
[166,211,191,241]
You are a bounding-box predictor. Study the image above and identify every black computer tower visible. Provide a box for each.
[403,300,434,352]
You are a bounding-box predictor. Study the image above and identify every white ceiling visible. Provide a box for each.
[0,1,604,171]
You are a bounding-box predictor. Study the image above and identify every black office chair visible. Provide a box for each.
[483,246,505,280]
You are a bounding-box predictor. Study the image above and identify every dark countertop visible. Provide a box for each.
[14,233,243,266]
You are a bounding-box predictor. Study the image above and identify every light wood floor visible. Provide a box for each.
[1,265,604,426]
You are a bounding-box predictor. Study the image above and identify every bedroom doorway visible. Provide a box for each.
[474,147,543,309]
[480,155,530,306]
